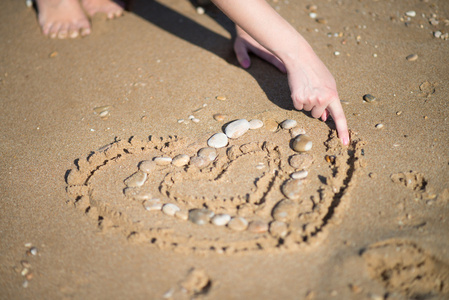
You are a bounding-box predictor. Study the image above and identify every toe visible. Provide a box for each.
[68,25,80,38]
[58,24,69,39]
[49,23,61,39]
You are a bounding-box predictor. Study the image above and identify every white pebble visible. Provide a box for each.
[177,119,184,123]
[207,133,228,148]
[196,6,205,15]
[290,127,306,138]
[375,123,384,129]
[188,115,195,119]
[280,119,297,129]
[162,203,180,216]
[309,12,317,18]
[172,154,190,167]
[139,160,157,173]
[191,118,200,123]
[405,11,416,17]
[334,51,341,56]
[124,171,147,188]
[248,119,264,129]
[434,31,442,38]
[144,199,162,211]
[197,147,217,161]
[153,156,172,166]
[211,214,231,226]
[291,170,308,179]
[225,119,250,139]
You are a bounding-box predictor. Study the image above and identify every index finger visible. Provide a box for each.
[326,99,349,145]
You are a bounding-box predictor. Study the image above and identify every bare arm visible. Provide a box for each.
[212,0,349,145]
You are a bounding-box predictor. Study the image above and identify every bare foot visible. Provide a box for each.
[81,0,124,19]
[36,0,91,39]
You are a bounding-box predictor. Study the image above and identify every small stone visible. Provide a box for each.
[124,171,147,188]
[25,273,34,281]
[309,12,317,18]
[198,147,217,161]
[247,220,269,233]
[188,115,195,120]
[369,172,377,179]
[325,155,336,164]
[215,96,226,101]
[227,217,248,231]
[93,105,111,114]
[290,127,306,138]
[162,203,180,216]
[406,54,418,61]
[405,11,416,17]
[99,110,109,118]
[26,0,33,7]
[363,94,376,103]
[316,18,327,24]
[22,280,29,288]
[291,170,308,179]
[188,208,214,225]
[211,214,231,226]
[21,260,31,269]
[172,154,190,167]
[289,154,314,169]
[191,118,200,123]
[177,119,184,123]
[434,31,442,38]
[153,156,172,166]
[175,210,189,221]
[190,156,210,168]
[375,123,384,129]
[307,4,317,12]
[49,51,58,58]
[207,133,228,148]
[396,111,403,116]
[133,191,152,201]
[139,160,157,173]
[143,199,162,211]
[269,221,288,238]
[248,119,264,129]
[21,268,30,276]
[196,6,205,14]
[334,51,340,56]
[291,135,313,152]
[29,247,37,256]
[281,179,304,200]
[213,114,227,122]
[225,119,250,139]
[280,119,297,129]
[272,199,299,222]
[264,119,279,132]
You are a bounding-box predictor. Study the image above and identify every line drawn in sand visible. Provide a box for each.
[65,121,365,254]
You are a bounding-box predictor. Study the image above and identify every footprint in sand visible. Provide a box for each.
[362,239,449,299]
[65,119,365,254]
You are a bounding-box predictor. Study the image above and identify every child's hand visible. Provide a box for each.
[234,26,286,73]
[286,54,349,145]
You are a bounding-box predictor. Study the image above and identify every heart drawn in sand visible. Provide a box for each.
[65,119,365,254]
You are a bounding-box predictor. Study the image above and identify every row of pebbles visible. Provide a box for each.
[125,118,314,235]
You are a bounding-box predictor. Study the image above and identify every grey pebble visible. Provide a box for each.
[188,208,214,225]
[227,217,249,231]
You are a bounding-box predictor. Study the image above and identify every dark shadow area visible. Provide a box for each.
[129,0,295,111]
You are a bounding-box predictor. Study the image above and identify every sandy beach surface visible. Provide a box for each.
[1,0,449,299]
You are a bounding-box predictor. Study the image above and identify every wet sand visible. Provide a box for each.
[1,0,449,299]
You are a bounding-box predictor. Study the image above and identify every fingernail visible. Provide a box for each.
[342,137,349,146]
[242,59,250,68]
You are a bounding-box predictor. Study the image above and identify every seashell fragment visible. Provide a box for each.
[247,220,269,233]
[190,156,210,169]
[225,119,250,139]
[143,199,162,211]
[269,221,289,238]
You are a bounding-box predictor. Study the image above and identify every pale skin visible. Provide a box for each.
[35,0,123,39]
[34,0,349,145]
[213,0,350,145]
